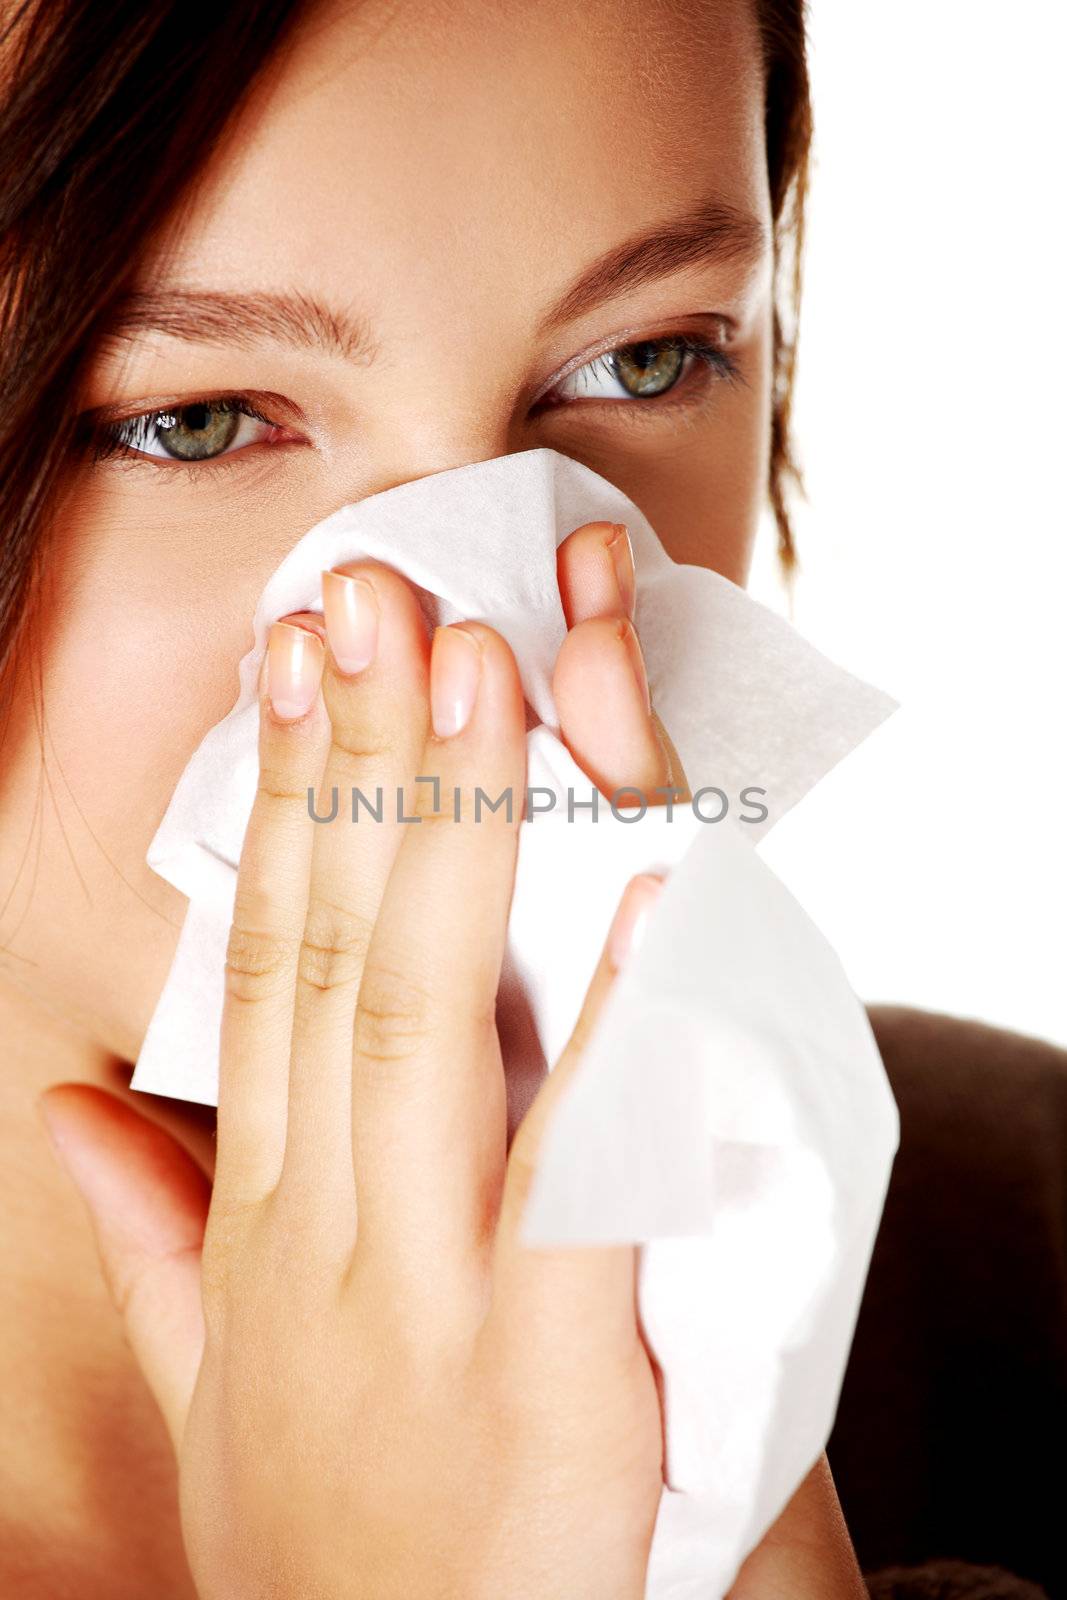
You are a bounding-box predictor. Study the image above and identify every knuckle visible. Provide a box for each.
[410,779,454,824]
[325,725,393,775]
[408,778,515,829]
[256,760,314,807]
[296,899,374,994]
[224,921,298,1004]
[354,965,434,1069]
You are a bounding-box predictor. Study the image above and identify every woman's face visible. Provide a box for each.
[0,0,772,1060]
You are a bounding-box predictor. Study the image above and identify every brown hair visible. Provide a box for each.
[0,0,811,687]
[758,0,811,575]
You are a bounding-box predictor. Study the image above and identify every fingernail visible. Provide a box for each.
[267,622,325,721]
[617,617,651,713]
[322,570,379,675]
[608,874,663,970]
[606,523,636,618]
[430,625,482,737]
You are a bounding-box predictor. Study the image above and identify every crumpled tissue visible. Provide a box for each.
[132,447,899,1598]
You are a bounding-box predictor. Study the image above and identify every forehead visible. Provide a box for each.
[150,0,768,310]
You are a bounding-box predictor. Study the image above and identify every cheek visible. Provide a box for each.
[651,314,773,580]
[0,481,272,1057]
[559,311,773,583]
[42,495,259,844]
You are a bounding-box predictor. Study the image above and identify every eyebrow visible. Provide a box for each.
[101,198,766,361]
[536,199,768,333]
[101,288,377,364]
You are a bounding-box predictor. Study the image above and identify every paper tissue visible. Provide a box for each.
[133,447,899,1598]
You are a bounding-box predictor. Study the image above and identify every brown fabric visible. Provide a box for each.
[827,1007,1067,1599]
[864,1560,1049,1599]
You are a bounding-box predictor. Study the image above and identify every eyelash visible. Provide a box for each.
[82,330,741,474]
[536,332,740,416]
[82,396,277,467]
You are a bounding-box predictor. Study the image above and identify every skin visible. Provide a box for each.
[0,0,865,1592]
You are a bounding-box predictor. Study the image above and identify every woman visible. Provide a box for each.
[0,1,1055,1595]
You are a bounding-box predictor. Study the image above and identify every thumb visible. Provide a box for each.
[38,1083,210,1454]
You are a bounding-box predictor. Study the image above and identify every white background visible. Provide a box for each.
[749,1,1067,1048]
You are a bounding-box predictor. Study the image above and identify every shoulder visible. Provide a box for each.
[865,1003,1067,1164]
[856,1003,1067,1348]
[866,1002,1067,1080]
[833,1011,1067,1598]
[864,1558,1050,1599]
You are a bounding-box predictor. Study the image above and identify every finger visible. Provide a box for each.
[553,615,683,799]
[37,1085,210,1454]
[555,521,689,800]
[278,563,431,1223]
[346,621,525,1317]
[491,873,663,1357]
[556,519,635,626]
[213,616,329,1216]
[650,708,690,801]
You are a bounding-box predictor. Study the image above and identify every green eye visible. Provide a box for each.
[548,330,736,409]
[97,397,278,463]
[609,341,687,397]
[151,402,241,460]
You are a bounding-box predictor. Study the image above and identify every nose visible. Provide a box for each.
[354,422,530,502]
[335,330,543,502]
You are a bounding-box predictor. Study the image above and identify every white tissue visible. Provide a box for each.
[133,448,899,1597]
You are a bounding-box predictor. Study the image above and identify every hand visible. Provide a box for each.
[39,520,864,1598]
[40,523,668,1599]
